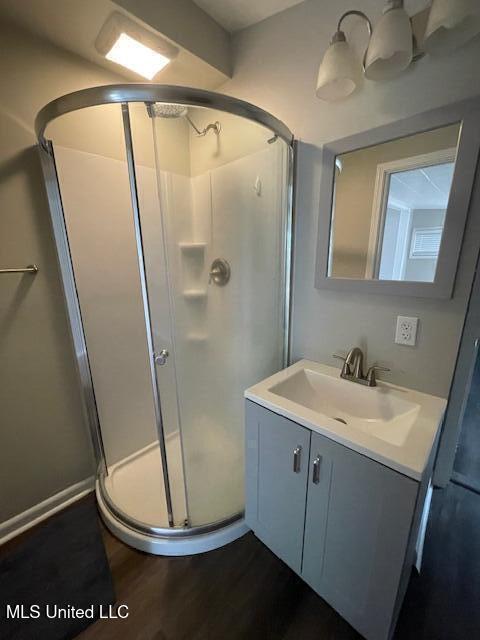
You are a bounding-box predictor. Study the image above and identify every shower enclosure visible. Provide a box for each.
[36,85,293,555]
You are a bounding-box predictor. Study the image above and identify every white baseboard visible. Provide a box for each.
[0,477,95,546]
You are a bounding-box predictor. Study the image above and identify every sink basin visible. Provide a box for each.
[269,367,420,447]
[245,359,446,480]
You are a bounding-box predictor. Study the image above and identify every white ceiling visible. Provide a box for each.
[193,0,306,32]
[389,163,455,210]
[194,0,430,33]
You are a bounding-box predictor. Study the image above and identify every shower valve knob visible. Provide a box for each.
[209,258,231,286]
[154,349,169,365]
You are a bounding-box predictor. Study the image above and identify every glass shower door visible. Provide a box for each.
[134,104,290,528]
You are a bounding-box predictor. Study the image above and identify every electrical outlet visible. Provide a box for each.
[395,316,419,346]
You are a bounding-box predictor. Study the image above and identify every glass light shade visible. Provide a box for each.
[423,0,480,55]
[365,7,413,81]
[316,40,362,101]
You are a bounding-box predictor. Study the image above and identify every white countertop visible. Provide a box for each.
[245,359,447,481]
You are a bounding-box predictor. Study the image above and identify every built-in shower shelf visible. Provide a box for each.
[183,289,207,300]
[186,333,208,343]
[179,242,207,254]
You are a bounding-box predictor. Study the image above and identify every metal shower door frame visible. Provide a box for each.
[36,84,295,540]
[38,141,107,475]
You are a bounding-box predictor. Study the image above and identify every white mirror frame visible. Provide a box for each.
[315,98,480,298]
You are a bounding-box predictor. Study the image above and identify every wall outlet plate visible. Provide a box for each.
[395,316,419,346]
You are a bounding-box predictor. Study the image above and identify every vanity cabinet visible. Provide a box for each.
[245,400,420,640]
[245,403,312,573]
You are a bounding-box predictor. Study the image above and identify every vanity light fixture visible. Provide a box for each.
[96,13,179,80]
[316,10,372,101]
[364,0,413,81]
[423,0,480,55]
[316,0,480,101]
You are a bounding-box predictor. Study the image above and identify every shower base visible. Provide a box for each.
[102,437,187,528]
[96,433,248,556]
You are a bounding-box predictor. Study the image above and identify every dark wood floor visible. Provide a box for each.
[77,483,480,640]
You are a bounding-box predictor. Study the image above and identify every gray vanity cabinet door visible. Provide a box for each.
[302,432,418,640]
[301,433,334,587]
[245,401,311,573]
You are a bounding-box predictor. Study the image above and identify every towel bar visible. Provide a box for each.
[0,264,38,274]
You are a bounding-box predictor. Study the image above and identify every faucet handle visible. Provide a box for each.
[333,353,346,361]
[366,364,391,386]
[368,364,391,373]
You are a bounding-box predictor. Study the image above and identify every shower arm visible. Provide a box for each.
[185,115,221,137]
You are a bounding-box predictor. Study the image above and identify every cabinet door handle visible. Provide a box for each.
[293,446,302,473]
[312,455,322,484]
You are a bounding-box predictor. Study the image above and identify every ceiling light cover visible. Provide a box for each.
[316,35,363,102]
[106,33,170,80]
[364,4,413,81]
[423,0,480,55]
[96,12,178,80]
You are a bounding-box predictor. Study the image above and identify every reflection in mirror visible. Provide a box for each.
[328,123,461,282]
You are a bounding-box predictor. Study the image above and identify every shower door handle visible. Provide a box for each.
[154,349,169,366]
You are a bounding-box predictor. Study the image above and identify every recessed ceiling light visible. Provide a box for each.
[96,12,178,80]
[105,33,170,80]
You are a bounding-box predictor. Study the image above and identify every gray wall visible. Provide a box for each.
[0,20,130,522]
[220,0,480,399]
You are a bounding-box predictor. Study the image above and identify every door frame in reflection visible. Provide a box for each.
[365,147,457,280]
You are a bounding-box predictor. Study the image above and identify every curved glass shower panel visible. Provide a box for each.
[37,85,293,553]
[135,104,289,527]
[50,104,171,528]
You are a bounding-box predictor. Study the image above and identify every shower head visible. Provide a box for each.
[149,103,188,118]
[146,102,221,137]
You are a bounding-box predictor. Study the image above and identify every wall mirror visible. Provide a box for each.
[315,101,480,298]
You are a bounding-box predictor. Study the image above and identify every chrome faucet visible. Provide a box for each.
[333,347,390,387]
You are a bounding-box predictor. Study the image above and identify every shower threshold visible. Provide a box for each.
[97,433,248,556]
